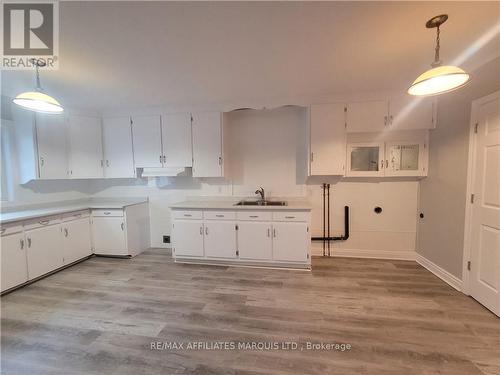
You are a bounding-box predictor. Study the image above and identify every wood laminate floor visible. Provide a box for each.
[1,249,499,375]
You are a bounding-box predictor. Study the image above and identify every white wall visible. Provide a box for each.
[89,106,418,258]
[417,57,500,278]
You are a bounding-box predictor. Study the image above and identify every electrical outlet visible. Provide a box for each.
[163,235,170,244]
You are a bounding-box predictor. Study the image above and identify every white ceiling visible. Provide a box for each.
[2,1,500,113]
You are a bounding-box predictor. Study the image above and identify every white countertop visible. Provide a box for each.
[170,199,312,211]
[0,198,148,224]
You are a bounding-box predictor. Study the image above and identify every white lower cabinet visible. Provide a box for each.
[1,232,28,292]
[62,218,92,264]
[272,222,309,262]
[173,220,204,257]
[238,222,272,260]
[92,217,127,256]
[25,224,64,280]
[204,221,237,259]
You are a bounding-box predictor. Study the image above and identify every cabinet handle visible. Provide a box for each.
[106,160,110,167]
[215,214,224,218]
[386,160,389,168]
[205,226,209,235]
[273,228,276,238]
[310,152,314,162]
[20,239,24,249]
[218,156,222,165]
[199,226,203,235]
[380,160,384,169]
[267,228,270,237]
[38,220,50,225]
[285,216,295,219]
[103,211,111,215]
[249,215,258,218]
[183,214,192,217]
[64,228,68,237]
[27,238,31,248]
[384,116,388,126]
[121,223,124,231]
[160,155,163,163]
[163,155,166,163]
[40,157,44,166]
[389,115,393,124]
[100,160,104,167]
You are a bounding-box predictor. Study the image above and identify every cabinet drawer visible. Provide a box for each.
[273,211,310,222]
[204,211,236,220]
[172,210,203,220]
[1,222,24,236]
[237,211,272,221]
[92,209,124,217]
[62,210,90,222]
[23,215,62,231]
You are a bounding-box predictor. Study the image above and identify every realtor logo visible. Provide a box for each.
[1,0,59,69]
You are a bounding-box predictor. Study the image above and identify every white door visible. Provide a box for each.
[173,220,204,257]
[192,112,222,177]
[162,113,193,167]
[204,221,237,259]
[63,218,92,264]
[67,115,103,178]
[389,95,436,130]
[1,232,28,292]
[346,142,385,177]
[26,224,64,279]
[131,115,163,168]
[384,140,425,177]
[102,117,135,178]
[346,100,388,133]
[469,95,500,316]
[35,114,68,179]
[309,103,346,176]
[272,222,309,262]
[92,217,127,256]
[238,222,272,260]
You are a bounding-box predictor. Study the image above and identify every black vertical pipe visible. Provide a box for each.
[327,183,331,257]
[322,183,326,256]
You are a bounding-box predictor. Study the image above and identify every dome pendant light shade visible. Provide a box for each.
[13,59,64,114]
[408,15,470,96]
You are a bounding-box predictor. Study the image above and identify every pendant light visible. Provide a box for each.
[13,58,63,114]
[408,14,470,96]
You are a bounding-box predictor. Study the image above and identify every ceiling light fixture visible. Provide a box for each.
[408,14,470,96]
[13,58,63,114]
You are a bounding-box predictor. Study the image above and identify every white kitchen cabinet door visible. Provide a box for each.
[192,112,223,177]
[389,96,436,130]
[204,221,237,259]
[102,117,135,178]
[62,218,92,264]
[26,224,64,279]
[385,140,426,177]
[346,100,388,133]
[35,114,68,179]
[67,115,103,178]
[1,233,28,292]
[272,222,309,262]
[131,115,162,168]
[346,142,385,177]
[237,222,272,260]
[309,103,346,176]
[173,220,204,257]
[92,217,127,256]
[162,113,192,167]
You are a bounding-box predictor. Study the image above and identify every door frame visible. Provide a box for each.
[461,90,500,295]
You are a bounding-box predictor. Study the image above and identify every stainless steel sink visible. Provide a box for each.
[235,200,287,206]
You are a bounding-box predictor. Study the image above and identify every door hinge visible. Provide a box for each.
[470,194,475,204]
[474,123,478,133]
[467,261,471,271]
[235,224,238,230]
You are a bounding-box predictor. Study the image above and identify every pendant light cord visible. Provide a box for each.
[433,26,441,67]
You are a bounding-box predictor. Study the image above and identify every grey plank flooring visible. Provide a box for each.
[1,249,499,375]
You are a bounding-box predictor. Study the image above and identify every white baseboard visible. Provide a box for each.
[311,247,416,261]
[415,253,463,291]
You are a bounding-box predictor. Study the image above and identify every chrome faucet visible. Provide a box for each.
[255,187,265,201]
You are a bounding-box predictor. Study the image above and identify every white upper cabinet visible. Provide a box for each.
[192,112,223,177]
[131,115,163,168]
[308,103,346,176]
[384,139,427,177]
[346,100,388,133]
[162,113,193,168]
[35,114,68,179]
[102,117,135,178]
[388,95,436,130]
[346,141,385,177]
[67,115,104,178]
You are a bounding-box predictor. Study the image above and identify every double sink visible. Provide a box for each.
[235,200,287,206]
